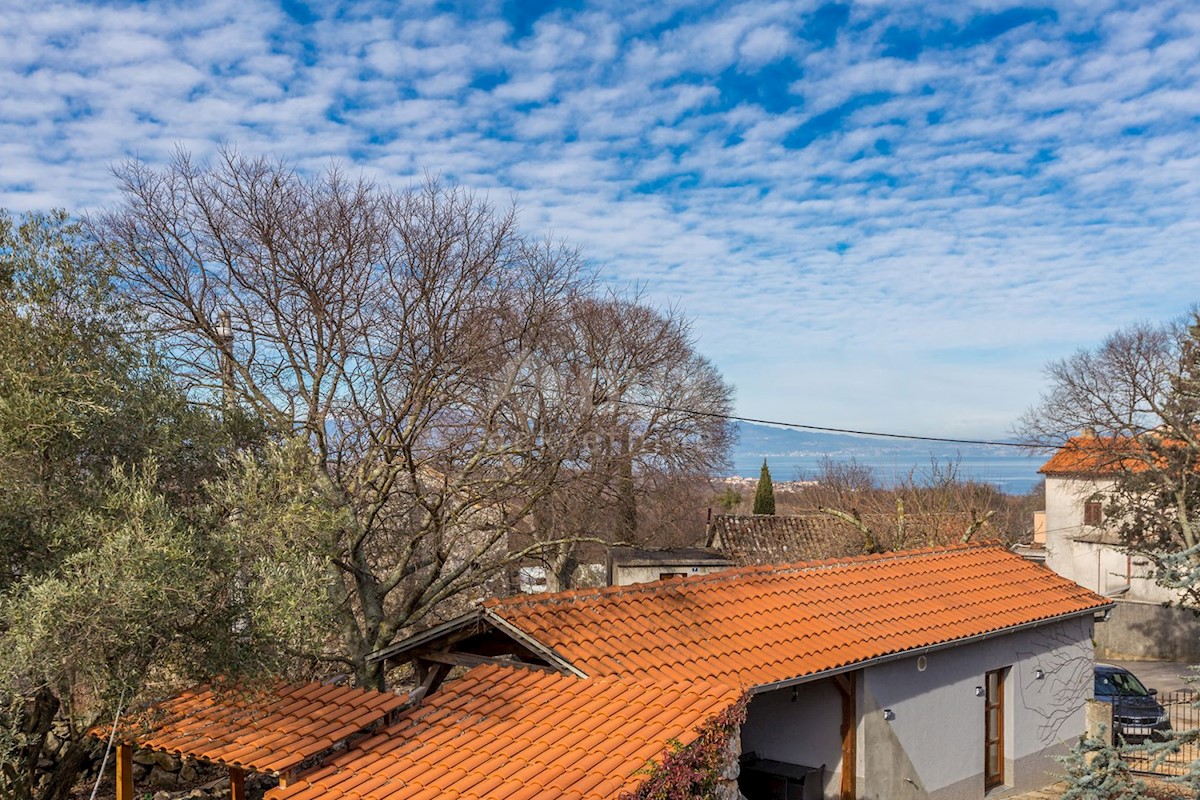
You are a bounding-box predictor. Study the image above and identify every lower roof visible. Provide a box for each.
[91,680,409,776]
[265,664,741,800]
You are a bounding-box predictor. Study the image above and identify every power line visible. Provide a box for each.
[617,398,1055,450]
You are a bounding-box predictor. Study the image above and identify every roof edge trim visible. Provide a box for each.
[365,610,485,665]
[483,609,588,678]
[748,604,1114,696]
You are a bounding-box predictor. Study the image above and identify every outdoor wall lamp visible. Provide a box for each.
[975,686,985,697]
[1034,668,1046,680]
[882,709,895,721]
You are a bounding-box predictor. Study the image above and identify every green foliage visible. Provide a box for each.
[753,459,775,516]
[205,439,343,664]
[1057,728,1145,800]
[620,695,748,800]
[0,210,330,799]
[714,487,742,512]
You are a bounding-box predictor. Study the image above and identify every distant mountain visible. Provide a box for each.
[727,422,1045,493]
[731,421,1019,458]
[732,421,876,455]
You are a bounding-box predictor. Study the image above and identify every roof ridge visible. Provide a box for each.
[484,541,1004,611]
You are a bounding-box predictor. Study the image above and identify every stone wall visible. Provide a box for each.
[32,722,254,800]
[1095,600,1200,663]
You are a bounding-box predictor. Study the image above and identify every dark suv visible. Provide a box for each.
[1094,664,1172,743]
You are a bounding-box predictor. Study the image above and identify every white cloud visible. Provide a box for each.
[2,0,1199,439]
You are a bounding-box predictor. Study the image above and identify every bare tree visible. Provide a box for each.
[88,149,737,686]
[786,456,1007,550]
[1019,312,1200,598]
[522,295,734,591]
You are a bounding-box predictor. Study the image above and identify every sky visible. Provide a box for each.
[3,0,1200,439]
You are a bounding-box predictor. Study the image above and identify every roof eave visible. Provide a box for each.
[364,607,586,678]
[365,610,487,665]
[747,603,1115,696]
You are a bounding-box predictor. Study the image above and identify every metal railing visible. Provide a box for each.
[1123,690,1199,777]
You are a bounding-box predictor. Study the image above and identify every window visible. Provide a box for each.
[659,572,686,580]
[1084,500,1103,526]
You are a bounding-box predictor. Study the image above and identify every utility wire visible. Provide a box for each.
[614,398,1054,450]
[89,687,126,800]
[170,340,1058,451]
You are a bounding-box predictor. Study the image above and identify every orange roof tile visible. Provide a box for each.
[1039,435,1149,475]
[265,664,741,800]
[480,543,1110,688]
[94,680,410,775]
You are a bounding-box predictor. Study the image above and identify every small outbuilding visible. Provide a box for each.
[607,545,733,585]
[98,543,1111,800]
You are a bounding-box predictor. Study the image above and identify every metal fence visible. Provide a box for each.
[1123,690,1198,777]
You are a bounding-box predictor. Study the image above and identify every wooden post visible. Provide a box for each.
[230,766,246,800]
[115,744,134,800]
[834,673,858,800]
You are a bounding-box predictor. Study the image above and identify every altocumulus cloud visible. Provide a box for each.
[2,0,1200,436]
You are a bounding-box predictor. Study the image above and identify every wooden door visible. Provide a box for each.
[984,668,1005,790]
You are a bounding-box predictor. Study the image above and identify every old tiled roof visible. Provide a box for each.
[609,546,733,567]
[96,680,409,776]
[266,664,741,800]
[706,512,980,566]
[481,543,1110,688]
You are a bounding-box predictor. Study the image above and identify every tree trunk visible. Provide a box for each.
[11,688,60,800]
[36,739,94,800]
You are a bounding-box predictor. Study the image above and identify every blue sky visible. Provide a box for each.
[3,0,1199,438]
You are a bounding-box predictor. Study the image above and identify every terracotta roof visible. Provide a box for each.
[95,681,410,776]
[481,543,1111,688]
[1039,436,1148,475]
[706,512,981,566]
[266,664,741,800]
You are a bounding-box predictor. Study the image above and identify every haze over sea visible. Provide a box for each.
[729,422,1045,494]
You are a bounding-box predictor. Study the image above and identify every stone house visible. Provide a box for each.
[1039,431,1200,661]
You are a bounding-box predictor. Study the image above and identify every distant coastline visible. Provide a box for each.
[729,422,1045,495]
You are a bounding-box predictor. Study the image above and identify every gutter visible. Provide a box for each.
[748,604,1114,696]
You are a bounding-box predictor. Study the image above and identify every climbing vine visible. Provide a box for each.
[620,694,749,800]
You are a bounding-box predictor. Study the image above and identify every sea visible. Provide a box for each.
[728,453,1045,495]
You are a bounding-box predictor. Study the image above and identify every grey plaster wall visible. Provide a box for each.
[611,563,731,586]
[1095,599,1200,662]
[860,616,1093,799]
[741,678,844,798]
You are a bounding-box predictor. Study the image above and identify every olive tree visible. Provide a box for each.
[0,210,328,800]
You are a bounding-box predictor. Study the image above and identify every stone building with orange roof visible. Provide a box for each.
[1039,430,1200,661]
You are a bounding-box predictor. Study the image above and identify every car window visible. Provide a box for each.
[1095,674,1113,695]
[1107,670,1150,697]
